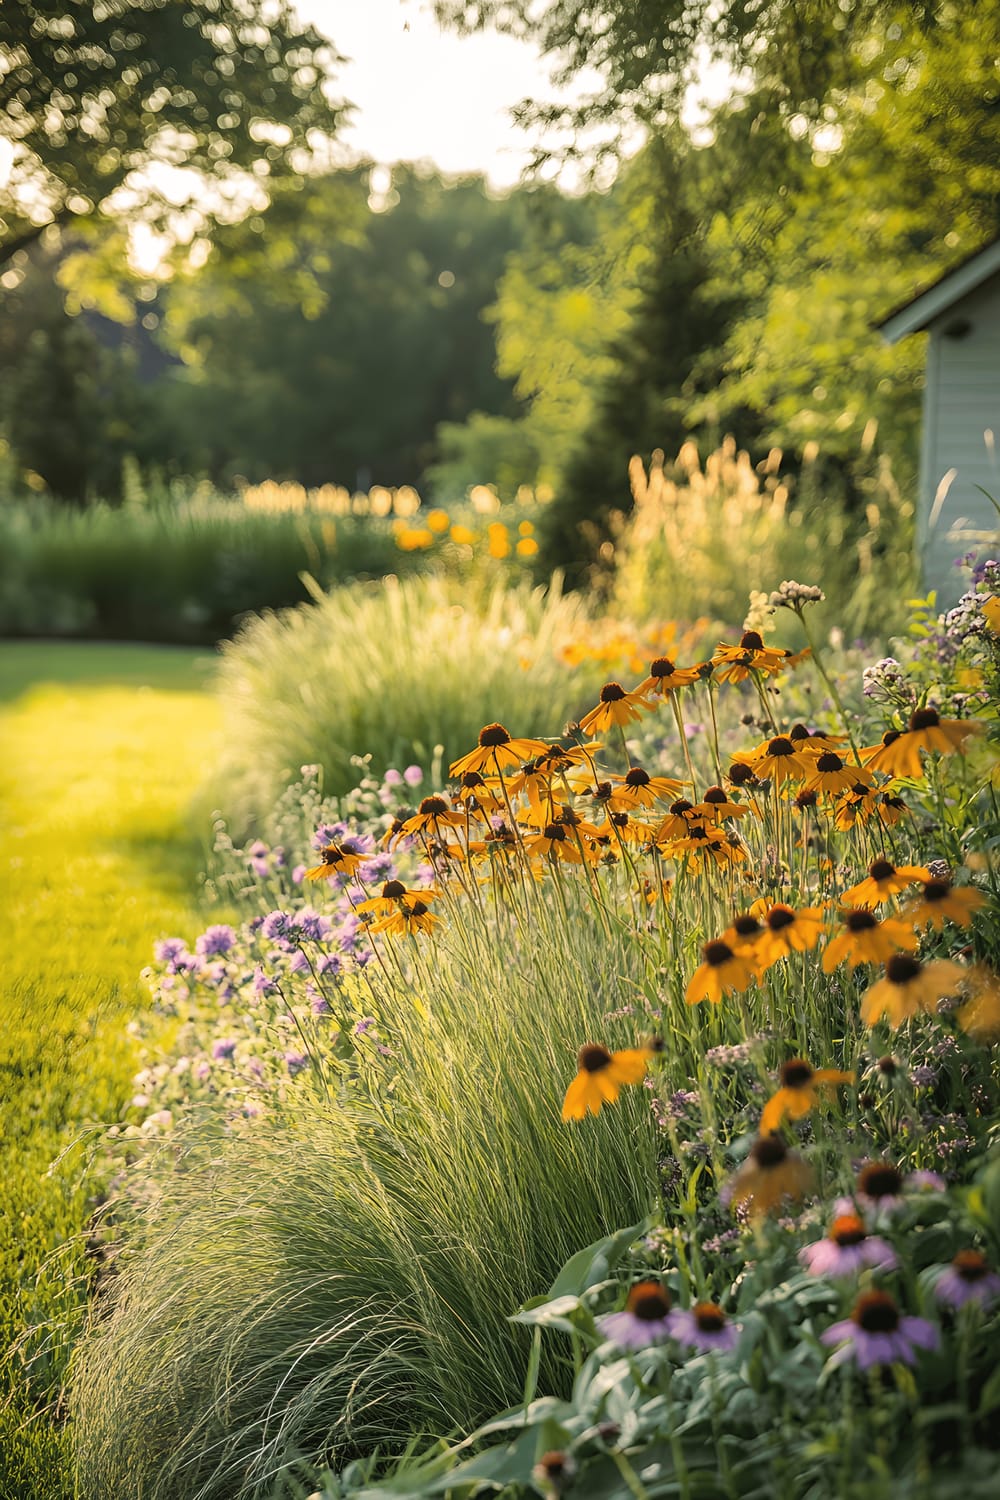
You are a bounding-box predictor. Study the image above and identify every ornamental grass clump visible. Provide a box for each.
[71,563,1000,1499]
[210,572,604,826]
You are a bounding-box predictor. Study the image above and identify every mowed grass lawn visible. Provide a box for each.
[0,642,225,1499]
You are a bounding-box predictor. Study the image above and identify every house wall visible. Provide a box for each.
[921,274,1000,603]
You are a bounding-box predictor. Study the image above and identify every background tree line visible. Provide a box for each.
[1,0,998,571]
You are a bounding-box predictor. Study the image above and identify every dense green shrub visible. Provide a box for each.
[0,496,411,644]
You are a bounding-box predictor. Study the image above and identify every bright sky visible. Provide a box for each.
[295,0,601,187]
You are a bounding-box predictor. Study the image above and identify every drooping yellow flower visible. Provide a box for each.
[685,939,756,1005]
[860,955,967,1028]
[806,752,872,798]
[821,909,919,972]
[633,655,704,697]
[727,1135,814,1221]
[905,877,986,930]
[755,904,825,968]
[692,786,751,823]
[398,795,467,840]
[370,897,441,936]
[957,965,1000,1041]
[760,1058,854,1134]
[355,879,441,918]
[606,765,687,811]
[449,723,549,778]
[841,858,931,909]
[578,681,649,737]
[304,841,366,880]
[862,708,980,780]
[711,630,791,684]
[561,1043,650,1121]
[737,735,812,786]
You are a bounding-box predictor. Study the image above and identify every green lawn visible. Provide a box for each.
[0,643,224,1499]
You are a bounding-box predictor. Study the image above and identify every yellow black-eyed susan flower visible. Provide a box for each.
[841,858,931,908]
[755,904,825,968]
[711,631,791,684]
[760,1057,854,1134]
[633,655,705,696]
[561,1042,650,1120]
[739,735,812,786]
[355,879,441,918]
[806,752,872,798]
[399,795,466,839]
[304,841,365,881]
[821,908,919,971]
[370,898,441,936]
[727,1135,814,1221]
[607,765,687,811]
[720,912,766,963]
[578,681,649,737]
[449,723,549,778]
[692,786,751,823]
[685,939,756,1005]
[861,954,967,1028]
[905,876,986,930]
[862,708,980,780]
[654,798,702,841]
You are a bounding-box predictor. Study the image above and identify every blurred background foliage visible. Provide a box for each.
[1,0,998,604]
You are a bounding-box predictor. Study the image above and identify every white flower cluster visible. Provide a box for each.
[861,656,910,703]
[769,580,826,609]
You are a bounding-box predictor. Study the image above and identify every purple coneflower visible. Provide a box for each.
[800,1213,898,1278]
[596,1281,674,1350]
[935,1250,1000,1310]
[670,1301,740,1354]
[822,1290,938,1369]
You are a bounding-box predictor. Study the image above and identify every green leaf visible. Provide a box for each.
[544,1218,652,1300]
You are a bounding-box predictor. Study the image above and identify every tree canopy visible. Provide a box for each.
[0,0,345,264]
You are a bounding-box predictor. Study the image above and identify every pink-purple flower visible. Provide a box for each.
[935,1250,1000,1310]
[597,1280,674,1350]
[799,1212,899,1279]
[822,1291,938,1369]
[670,1302,740,1354]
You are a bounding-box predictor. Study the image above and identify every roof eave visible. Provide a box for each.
[877,237,1000,344]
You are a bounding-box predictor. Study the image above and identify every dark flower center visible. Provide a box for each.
[321,845,344,863]
[850,782,872,797]
[478,722,511,747]
[845,908,878,933]
[740,631,764,650]
[542,822,568,841]
[881,729,902,746]
[537,1452,569,1480]
[650,657,676,678]
[789,723,810,741]
[923,879,950,902]
[751,1135,789,1169]
[410,901,429,917]
[953,1250,989,1281]
[461,770,486,788]
[886,954,921,984]
[780,1058,814,1089]
[869,859,895,881]
[795,789,818,808]
[579,1043,612,1073]
[704,939,735,967]
[816,752,844,772]
[693,1301,727,1332]
[593,781,613,802]
[728,762,754,785]
[910,707,941,731]
[732,914,761,937]
[831,1214,867,1247]
[767,905,796,932]
[626,1281,672,1320]
[853,1291,900,1334]
[766,737,794,756]
[611,812,629,828]
[877,1055,898,1075]
[625,766,650,786]
[703,786,727,803]
[419,796,449,815]
[670,799,694,815]
[858,1162,903,1199]
[382,880,407,898]
[600,682,626,702]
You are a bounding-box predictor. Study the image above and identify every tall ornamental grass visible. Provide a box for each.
[70,890,657,1500]
[211,573,604,821]
[609,437,917,637]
